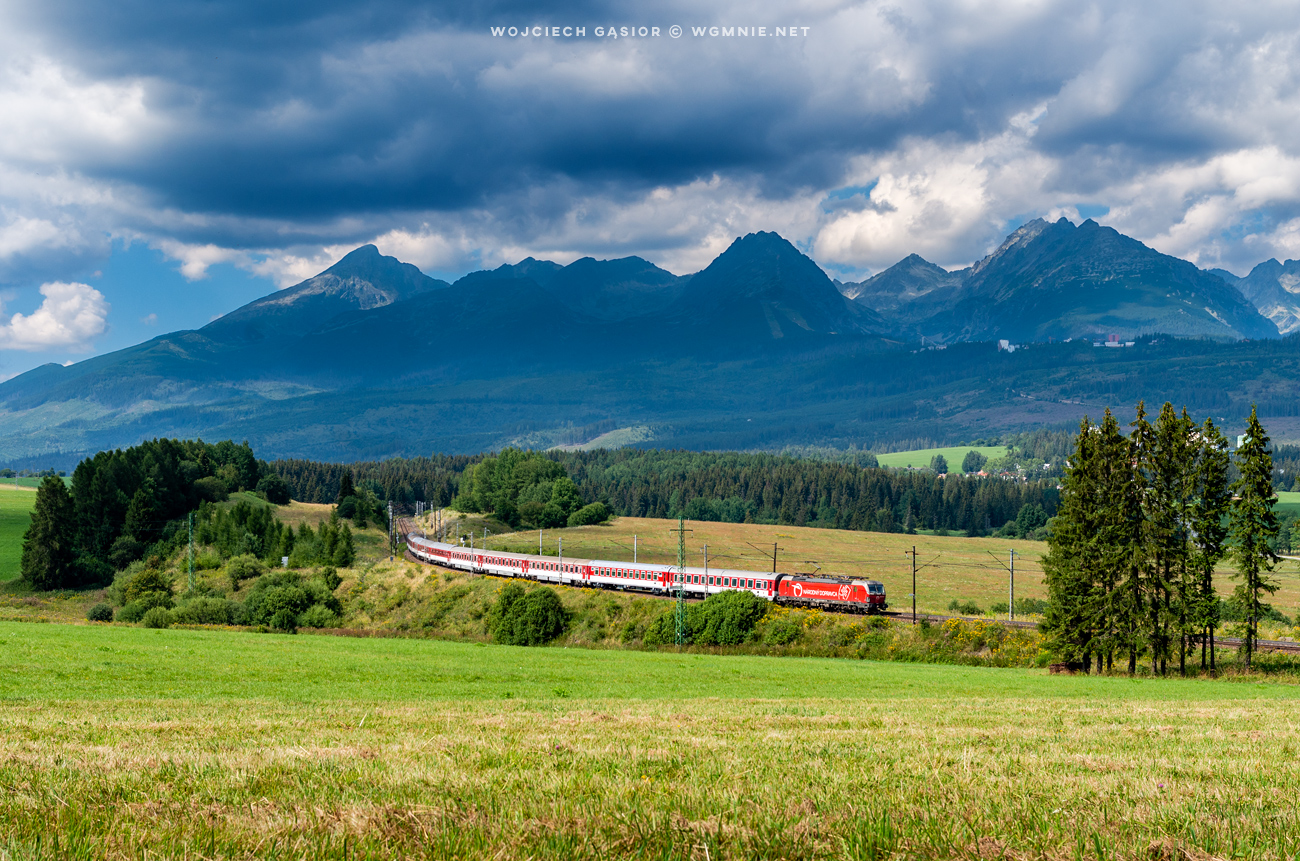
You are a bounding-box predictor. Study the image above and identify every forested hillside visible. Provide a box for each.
[274,447,1060,536]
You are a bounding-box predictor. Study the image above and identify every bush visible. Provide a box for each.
[256,473,292,505]
[299,604,340,629]
[193,476,229,502]
[990,601,1010,615]
[226,554,266,590]
[194,552,222,570]
[86,603,114,622]
[947,598,985,616]
[108,535,146,570]
[117,590,174,623]
[566,502,610,527]
[122,568,174,604]
[693,590,768,645]
[318,566,342,591]
[644,591,769,647]
[762,616,802,646]
[490,584,569,646]
[269,609,298,633]
[1014,597,1049,616]
[141,606,173,629]
[171,596,241,625]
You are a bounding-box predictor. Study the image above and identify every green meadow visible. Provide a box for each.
[3,620,1299,860]
[0,485,34,582]
[874,445,1008,472]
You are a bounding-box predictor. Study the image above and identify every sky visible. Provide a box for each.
[1,0,1300,377]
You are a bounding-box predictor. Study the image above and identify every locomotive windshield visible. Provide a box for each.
[868,584,884,594]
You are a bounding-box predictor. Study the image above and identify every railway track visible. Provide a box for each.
[395,526,1300,657]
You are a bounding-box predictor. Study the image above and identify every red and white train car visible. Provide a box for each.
[406,535,886,613]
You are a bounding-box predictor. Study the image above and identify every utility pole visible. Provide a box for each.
[908,545,918,624]
[746,541,782,574]
[539,529,543,555]
[1009,548,1016,621]
[558,537,563,571]
[188,512,194,594]
[670,518,692,646]
[633,534,637,564]
[388,501,394,560]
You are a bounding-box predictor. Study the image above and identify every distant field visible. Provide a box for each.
[874,445,1008,471]
[1,621,1298,860]
[1275,490,1300,516]
[0,486,34,582]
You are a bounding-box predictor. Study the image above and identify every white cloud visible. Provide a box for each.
[140,312,157,325]
[0,281,109,351]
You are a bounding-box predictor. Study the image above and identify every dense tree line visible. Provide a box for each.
[275,447,1060,536]
[21,439,265,590]
[270,455,474,507]
[557,449,1057,534]
[1043,403,1279,674]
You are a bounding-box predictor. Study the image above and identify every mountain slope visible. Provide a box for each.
[456,255,687,321]
[915,218,1277,342]
[1234,259,1300,336]
[665,231,886,340]
[201,245,449,343]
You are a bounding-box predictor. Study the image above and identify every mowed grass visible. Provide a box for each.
[873,445,1008,471]
[3,621,1300,860]
[0,485,34,582]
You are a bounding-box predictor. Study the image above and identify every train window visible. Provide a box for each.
[747,579,753,588]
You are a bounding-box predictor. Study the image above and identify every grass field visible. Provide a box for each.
[873,445,1008,471]
[0,484,34,582]
[1274,490,1300,517]
[2,620,1299,860]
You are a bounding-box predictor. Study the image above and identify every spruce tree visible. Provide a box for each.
[1192,418,1231,671]
[1228,406,1279,670]
[20,476,77,590]
[1042,417,1101,668]
[337,472,356,503]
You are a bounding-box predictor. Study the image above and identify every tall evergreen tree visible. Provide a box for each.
[21,476,77,590]
[1228,406,1280,669]
[1191,417,1231,671]
[337,471,356,503]
[1042,417,1101,668]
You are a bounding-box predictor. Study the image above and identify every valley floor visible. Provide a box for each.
[3,622,1299,860]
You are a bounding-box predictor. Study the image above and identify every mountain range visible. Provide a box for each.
[0,220,1295,464]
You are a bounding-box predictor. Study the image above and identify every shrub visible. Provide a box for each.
[990,601,1010,615]
[645,591,769,647]
[226,554,266,590]
[194,552,222,571]
[566,502,610,527]
[193,476,229,502]
[1015,597,1050,616]
[490,584,569,645]
[171,596,241,625]
[141,606,173,629]
[122,568,174,604]
[763,616,802,646]
[947,598,985,616]
[117,590,174,623]
[299,604,340,629]
[318,566,342,591]
[86,603,114,622]
[693,590,768,646]
[108,535,146,570]
[256,473,292,505]
[269,609,298,633]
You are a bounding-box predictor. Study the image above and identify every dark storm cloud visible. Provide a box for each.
[2,0,1299,285]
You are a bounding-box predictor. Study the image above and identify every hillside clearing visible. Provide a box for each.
[873,445,1008,471]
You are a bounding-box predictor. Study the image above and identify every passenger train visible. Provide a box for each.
[405,533,887,614]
